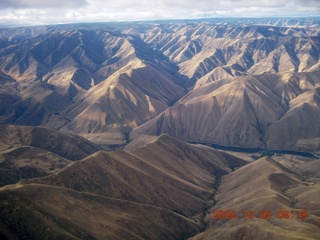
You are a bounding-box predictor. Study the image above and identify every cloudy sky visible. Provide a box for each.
[0,0,319,26]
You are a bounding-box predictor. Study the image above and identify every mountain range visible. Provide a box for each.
[0,17,320,239]
[0,20,320,148]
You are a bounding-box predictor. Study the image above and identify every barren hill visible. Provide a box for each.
[140,23,320,87]
[62,60,184,144]
[0,125,102,186]
[1,131,319,240]
[191,155,320,240]
[134,71,320,152]
[0,27,185,144]
[0,134,247,239]
[0,22,320,146]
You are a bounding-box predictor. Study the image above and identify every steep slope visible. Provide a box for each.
[0,70,72,129]
[195,66,247,88]
[141,24,320,86]
[0,134,247,239]
[0,27,184,144]
[0,27,180,99]
[0,125,102,186]
[27,135,247,216]
[0,146,71,187]
[257,72,320,152]
[0,125,102,160]
[134,72,320,152]
[0,184,200,240]
[0,22,320,146]
[191,155,320,240]
[62,60,184,144]
[265,88,320,152]
[133,75,285,148]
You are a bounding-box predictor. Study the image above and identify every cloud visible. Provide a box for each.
[0,0,87,9]
[0,0,319,26]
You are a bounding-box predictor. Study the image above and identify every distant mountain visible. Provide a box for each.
[0,22,319,146]
[140,23,320,87]
[0,27,184,144]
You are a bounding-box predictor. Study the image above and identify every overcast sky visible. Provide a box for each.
[0,0,319,26]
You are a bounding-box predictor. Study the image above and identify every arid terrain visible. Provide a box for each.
[0,17,320,239]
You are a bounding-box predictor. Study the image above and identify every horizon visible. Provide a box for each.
[1,16,320,29]
[0,0,319,27]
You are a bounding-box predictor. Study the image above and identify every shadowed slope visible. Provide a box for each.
[0,125,102,186]
[141,24,320,85]
[0,28,184,144]
[0,184,200,240]
[62,60,184,144]
[0,23,320,147]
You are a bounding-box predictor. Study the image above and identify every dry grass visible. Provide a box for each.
[191,156,320,240]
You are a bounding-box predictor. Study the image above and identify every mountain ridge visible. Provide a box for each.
[134,71,320,152]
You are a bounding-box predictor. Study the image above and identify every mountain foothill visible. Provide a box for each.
[0,18,320,239]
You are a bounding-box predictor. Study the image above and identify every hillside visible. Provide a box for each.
[191,155,320,239]
[134,72,320,152]
[0,21,319,146]
[0,134,247,239]
[0,125,102,186]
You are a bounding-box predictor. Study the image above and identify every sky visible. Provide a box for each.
[0,0,319,26]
